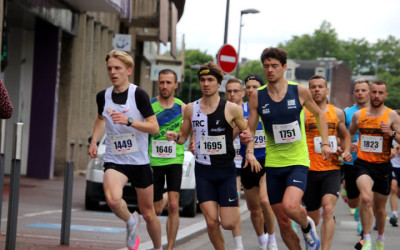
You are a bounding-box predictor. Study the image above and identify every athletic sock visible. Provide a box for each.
[267,233,276,244]
[363,234,371,242]
[234,236,243,249]
[257,234,267,246]
[127,214,135,226]
[392,211,398,218]
[302,222,311,234]
[376,234,384,242]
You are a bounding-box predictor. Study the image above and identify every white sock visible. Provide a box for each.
[154,247,162,250]
[127,214,135,226]
[267,233,276,244]
[363,234,371,241]
[258,234,267,246]
[392,211,398,217]
[376,234,384,242]
[234,236,243,248]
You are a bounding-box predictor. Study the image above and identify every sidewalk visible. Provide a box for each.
[0,174,248,249]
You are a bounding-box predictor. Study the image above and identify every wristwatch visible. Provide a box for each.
[392,130,397,139]
[127,118,133,127]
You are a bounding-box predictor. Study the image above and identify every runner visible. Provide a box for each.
[343,79,371,235]
[149,69,185,250]
[303,75,352,249]
[389,111,400,227]
[88,50,162,250]
[239,73,278,250]
[243,47,333,250]
[166,62,247,250]
[349,80,400,250]
[225,78,245,250]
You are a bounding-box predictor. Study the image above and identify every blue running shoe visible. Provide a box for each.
[302,216,320,250]
[354,207,360,221]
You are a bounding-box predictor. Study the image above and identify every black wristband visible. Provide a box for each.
[174,133,180,142]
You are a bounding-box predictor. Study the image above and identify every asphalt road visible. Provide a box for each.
[0,175,399,249]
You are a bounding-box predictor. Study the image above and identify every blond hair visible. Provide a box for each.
[105,50,134,69]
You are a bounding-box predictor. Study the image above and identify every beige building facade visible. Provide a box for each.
[0,0,185,178]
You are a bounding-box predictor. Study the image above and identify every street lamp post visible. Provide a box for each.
[235,8,260,78]
[188,64,201,103]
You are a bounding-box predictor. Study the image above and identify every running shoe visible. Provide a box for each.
[361,240,371,250]
[291,220,298,233]
[357,221,362,235]
[302,216,320,250]
[350,208,356,216]
[341,189,348,203]
[389,215,398,227]
[258,244,267,250]
[354,239,364,250]
[268,242,278,250]
[126,211,140,250]
[354,207,360,221]
[375,241,384,250]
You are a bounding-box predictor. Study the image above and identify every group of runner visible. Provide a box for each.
[88,48,400,250]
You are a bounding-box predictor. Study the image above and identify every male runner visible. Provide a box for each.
[243,47,333,250]
[166,62,247,250]
[303,75,352,250]
[225,78,245,250]
[239,73,278,250]
[88,50,162,250]
[149,69,185,250]
[349,80,400,250]
[343,79,371,234]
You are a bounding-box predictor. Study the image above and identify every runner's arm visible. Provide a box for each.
[166,103,193,145]
[336,108,352,163]
[88,115,105,158]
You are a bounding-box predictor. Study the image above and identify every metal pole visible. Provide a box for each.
[0,119,6,232]
[223,0,230,44]
[6,122,23,250]
[235,13,243,78]
[60,161,74,245]
[188,70,192,103]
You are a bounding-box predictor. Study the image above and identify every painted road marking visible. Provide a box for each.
[28,223,125,233]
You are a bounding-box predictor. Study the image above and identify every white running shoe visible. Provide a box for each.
[302,216,320,250]
[126,211,140,250]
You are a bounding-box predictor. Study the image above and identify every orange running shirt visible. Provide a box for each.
[357,107,392,163]
[305,105,339,171]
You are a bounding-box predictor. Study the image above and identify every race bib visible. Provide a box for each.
[360,135,383,153]
[110,133,138,155]
[234,142,242,159]
[200,135,227,155]
[152,140,176,158]
[254,130,267,148]
[272,121,302,144]
[314,135,338,153]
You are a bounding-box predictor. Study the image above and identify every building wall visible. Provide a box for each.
[330,63,353,109]
[54,13,120,175]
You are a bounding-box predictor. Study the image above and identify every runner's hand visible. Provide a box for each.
[322,145,334,160]
[380,121,392,136]
[88,143,98,158]
[244,153,261,173]
[166,131,178,141]
[110,110,128,125]
[240,130,253,144]
[342,151,352,163]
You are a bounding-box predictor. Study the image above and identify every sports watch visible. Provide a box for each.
[127,118,133,127]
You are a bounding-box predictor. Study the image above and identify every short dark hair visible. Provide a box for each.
[245,73,265,86]
[309,75,327,88]
[159,69,177,83]
[198,61,224,83]
[371,80,387,91]
[226,78,243,88]
[354,78,370,90]
[260,47,287,66]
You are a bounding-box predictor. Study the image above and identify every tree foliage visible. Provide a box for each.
[237,60,265,82]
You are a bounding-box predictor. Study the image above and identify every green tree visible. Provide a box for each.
[279,20,341,60]
[237,60,265,82]
[177,49,213,103]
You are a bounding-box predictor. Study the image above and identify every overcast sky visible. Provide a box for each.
[176,0,400,61]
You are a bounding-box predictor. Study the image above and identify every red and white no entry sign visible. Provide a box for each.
[217,44,238,74]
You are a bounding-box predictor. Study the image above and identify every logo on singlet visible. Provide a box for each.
[287,99,297,109]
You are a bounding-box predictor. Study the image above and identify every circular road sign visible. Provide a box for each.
[217,44,238,74]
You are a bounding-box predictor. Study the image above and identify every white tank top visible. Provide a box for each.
[102,84,149,165]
